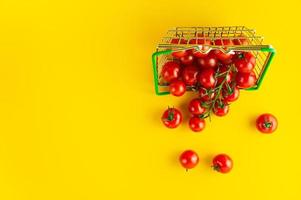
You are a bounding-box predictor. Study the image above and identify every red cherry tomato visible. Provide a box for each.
[234,52,256,73]
[216,65,232,85]
[182,65,199,86]
[197,53,218,68]
[223,86,240,103]
[189,117,206,132]
[236,71,256,89]
[213,39,234,61]
[212,154,233,173]
[161,107,182,128]
[180,54,194,65]
[189,39,211,58]
[161,61,181,83]
[199,88,215,101]
[213,101,229,117]
[188,98,206,115]
[169,80,186,96]
[198,69,216,88]
[256,113,278,133]
[179,150,199,169]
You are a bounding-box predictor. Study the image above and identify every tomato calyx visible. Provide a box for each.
[163,107,175,121]
[263,121,273,128]
[212,164,221,172]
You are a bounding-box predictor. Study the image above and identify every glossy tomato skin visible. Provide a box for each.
[223,87,240,103]
[182,65,199,86]
[213,101,229,117]
[199,88,215,101]
[213,39,234,61]
[234,52,256,73]
[188,98,206,115]
[161,61,181,83]
[198,69,216,89]
[161,107,182,128]
[197,52,218,68]
[256,113,278,133]
[189,117,206,132]
[236,71,257,89]
[212,154,233,173]
[170,80,186,96]
[180,54,194,65]
[179,150,199,169]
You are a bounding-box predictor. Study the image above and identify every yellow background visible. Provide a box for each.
[0,0,300,199]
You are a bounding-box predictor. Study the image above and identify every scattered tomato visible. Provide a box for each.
[179,150,199,169]
[161,61,181,83]
[256,113,278,133]
[212,154,233,173]
[170,80,186,96]
[188,98,206,115]
[161,107,182,128]
[189,117,206,132]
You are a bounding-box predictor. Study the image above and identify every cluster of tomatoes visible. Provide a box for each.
[160,37,278,173]
[161,37,257,131]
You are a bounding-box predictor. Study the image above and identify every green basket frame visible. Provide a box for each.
[152,46,275,96]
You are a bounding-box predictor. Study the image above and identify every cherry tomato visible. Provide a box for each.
[189,117,206,132]
[213,101,229,117]
[188,98,206,115]
[180,54,194,65]
[161,61,181,83]
[213,39,234,61]
[223,86,240,103]
[182,65,199,86]
[189,39,211,58]
[212,154,233,173]
[256,113,278,133]
[198,69,216,88]
[199,88,215,101]
[236,71,256,89]
[234,52,256,73]
[179,150,199,169]
[161,107,182,128]
[216,65,232,85]
[197,53,218,68]
[169,80,186,96]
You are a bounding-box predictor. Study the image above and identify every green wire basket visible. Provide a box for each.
[152,26,275,95]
